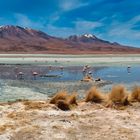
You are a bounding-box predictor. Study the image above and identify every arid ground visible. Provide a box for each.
[0,100,140,140]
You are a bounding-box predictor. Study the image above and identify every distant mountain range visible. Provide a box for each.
[0,25,140,54]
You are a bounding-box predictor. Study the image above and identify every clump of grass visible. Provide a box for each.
[50,91,78,111]
[67,93,78,105]
[106,85,129,107]
[85,86,105,103]
[129,86,140,102]
[56,100,70,111]
[50,91,68,104]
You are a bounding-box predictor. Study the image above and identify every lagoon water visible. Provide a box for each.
[0,65,139,83]
[0,64,140,102]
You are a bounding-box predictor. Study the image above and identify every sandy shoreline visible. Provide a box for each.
[0,100,140,140]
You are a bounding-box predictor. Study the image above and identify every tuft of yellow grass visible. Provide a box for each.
[106,85,129,107]
[50,91,78,110]
[50,91,68,104]
[56,100,70,111]
[67,93,78,105]
[129,86,140,102]
[85,86,105,103]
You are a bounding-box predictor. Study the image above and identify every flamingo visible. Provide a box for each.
[32,71,38,80]
[18,71,24,80]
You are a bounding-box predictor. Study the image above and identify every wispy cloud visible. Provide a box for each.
[75,20,103,32]
[108,15,140,40]
[14,13,46,30]
[59,0,89,11]
[14,13,32,27]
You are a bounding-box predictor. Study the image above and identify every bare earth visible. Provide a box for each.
[0,101,140,140]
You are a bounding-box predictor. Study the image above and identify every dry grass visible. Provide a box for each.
[23,101,48,110]
[0,124,15,134]
[56,100,70,111]
[85,86,105,103]
[6,84,140,112]
[50,91,68,104]
[10,126,42,140]
[7,111,30,120]
[129,86,140,102]
[7,111,34,127]
[50,91,78,111]
[67,93,78,105]
[106,85,130,107]
[7,112,19,119]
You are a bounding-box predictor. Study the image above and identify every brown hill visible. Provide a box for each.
[0,25,140,54]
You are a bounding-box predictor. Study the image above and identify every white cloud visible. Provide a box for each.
[108,15,140,40]
[59,0,89,11]
[14,13,32,27]
[75,20,103,32]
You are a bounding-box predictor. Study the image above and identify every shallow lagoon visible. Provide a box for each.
[0,64,140,102]
[0,54,140,101]
[0,64,139,84]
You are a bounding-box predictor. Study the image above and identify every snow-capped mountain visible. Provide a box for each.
[67,34,109,43]
[0,25,139,54]
[0,25,50,39]
[83,34,97,39]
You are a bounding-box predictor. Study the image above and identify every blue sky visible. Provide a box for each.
[0,0,140,47]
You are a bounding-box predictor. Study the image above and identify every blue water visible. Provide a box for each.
[36,66,140,84]
[0,65,140,102]
[0,65,140,84]
[94,66,140,84]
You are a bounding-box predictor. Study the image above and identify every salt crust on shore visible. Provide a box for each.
[0,101,140,140]
[0,54,140,66]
